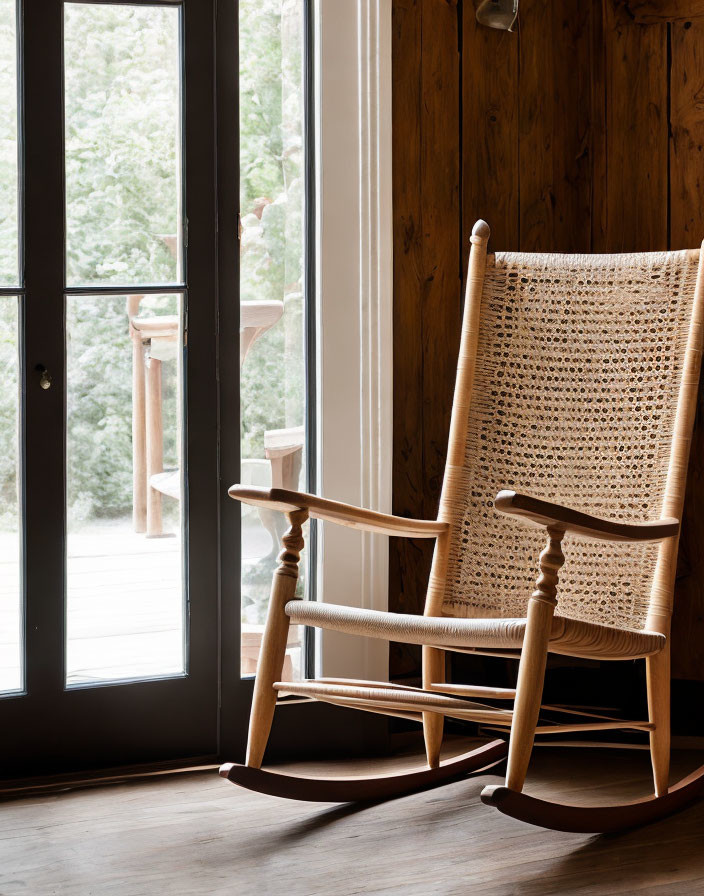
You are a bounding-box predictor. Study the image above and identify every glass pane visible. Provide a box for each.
[239,0,307,680]
[0,295,20,694]
[64,4,182,287]
[0,0,19,286]
[66,294,185,685]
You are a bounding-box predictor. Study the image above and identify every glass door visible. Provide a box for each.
[1,0,222,777]
[63,2,186,688]
[218,0,324,758]
[0,0,21,700]
[237,0,312,683]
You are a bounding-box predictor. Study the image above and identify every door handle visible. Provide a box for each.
[35,364,52,390]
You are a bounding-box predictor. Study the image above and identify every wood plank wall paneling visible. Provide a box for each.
[519,0,594,252]
[462,5,519,260]
[603,0,669,251]
[392,0,704,682]
[590,0,608,252]
[669,17,704,679]
[391,0,460,678]
[670,18,704,247]
[627,0,704,23]
[551,0,594,252]
[518,0,555,251]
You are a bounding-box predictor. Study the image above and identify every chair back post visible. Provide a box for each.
[424,220,490,617]
[647,243,704,635]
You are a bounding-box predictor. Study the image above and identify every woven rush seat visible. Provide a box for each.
[285,600,665,660]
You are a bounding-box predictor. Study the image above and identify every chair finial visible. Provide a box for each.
[472,219,491,242]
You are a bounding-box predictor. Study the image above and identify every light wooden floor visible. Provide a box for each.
[3,741,704,895]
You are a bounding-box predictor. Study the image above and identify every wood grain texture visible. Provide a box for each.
[495,490,680,543]
[665,34,704,669]
[391,0,704,687]
[672,364,704,678]
[505,530,565,791]
[391,0,460,678]
[220,739,507,802]
[670,19,704,250]
[547,0,593,252]
[391,0,426,679]
[518,0,555,251]
[418,0,461,527]
[245,510,307,769]
[603,0,668,251]
[464,0,596,256]
[590,0,609,253]
[462,0,519,258]
[6,744,704,894]
[669,37,703,662]
[483,756,704,832]
[647,644,672,795]
[626,0,704,22]
[228,485,448,538]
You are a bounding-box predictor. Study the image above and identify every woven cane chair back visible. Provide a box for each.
[440,249,702,632]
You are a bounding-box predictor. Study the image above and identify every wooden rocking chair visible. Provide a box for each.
[221,221,704,833]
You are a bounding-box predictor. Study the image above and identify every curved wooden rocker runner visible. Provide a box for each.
[221,738,508,803]
[223,222,704,833]
[481,763,704,833]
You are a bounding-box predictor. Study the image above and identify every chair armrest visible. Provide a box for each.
[229,485,448,538]
[495,490,679,543]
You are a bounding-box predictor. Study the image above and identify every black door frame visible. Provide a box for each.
[1,0,223,777]
[1,0,385,780]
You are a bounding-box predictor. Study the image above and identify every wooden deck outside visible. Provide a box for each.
[0,516,299,693]
[0,523,184,692]
[0,532,21,693]
[65,524,184,684]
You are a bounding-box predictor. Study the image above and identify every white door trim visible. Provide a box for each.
[314,0,392,681]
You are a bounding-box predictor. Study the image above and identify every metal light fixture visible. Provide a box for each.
[476,0,518,31]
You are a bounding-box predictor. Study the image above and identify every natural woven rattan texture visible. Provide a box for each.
[443,250,700,630]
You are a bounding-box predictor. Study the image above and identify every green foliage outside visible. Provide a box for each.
[239,0,305,462]
[239,0,307,623]
[66,293,180,526]
[0,0,19,527]
[0,0,18,288]
[0,0,306,558]
[64,4,181,287]
[0,297,17,528]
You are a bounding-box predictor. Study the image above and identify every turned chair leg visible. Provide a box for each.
[506,527,565,792]
[647,643,671,797]
[246,508,308,769]
[422,645,445,768]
